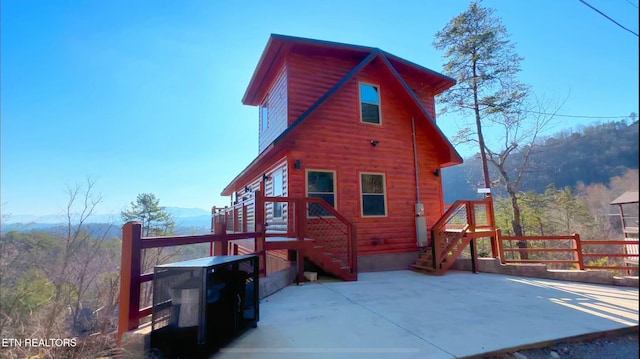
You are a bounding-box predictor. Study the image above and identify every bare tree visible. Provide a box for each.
[0,178,122,358]
[455,95,564,258]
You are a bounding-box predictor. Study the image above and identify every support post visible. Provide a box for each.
[118,221,142,345]
[470,238,478,274]
[254,189,266,276]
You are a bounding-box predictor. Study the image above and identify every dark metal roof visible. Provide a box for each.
[610,191,639,205]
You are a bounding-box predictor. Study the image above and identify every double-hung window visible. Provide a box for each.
[306,170,335,216]
[361,173,386,216]
[359,83,381,124]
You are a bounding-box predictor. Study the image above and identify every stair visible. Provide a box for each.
[411,225,471,276]
[307,244,357,281]
[411,249,439,274]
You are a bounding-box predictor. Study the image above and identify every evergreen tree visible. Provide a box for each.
[121,193,175,236]
[434,1,528,190]
[434,1,531,256]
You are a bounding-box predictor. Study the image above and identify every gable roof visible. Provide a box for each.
[242,34,456,106]
[221,35,461,196]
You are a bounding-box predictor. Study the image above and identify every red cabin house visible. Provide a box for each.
[218,34,465,279]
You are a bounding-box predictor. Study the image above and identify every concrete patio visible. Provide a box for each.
[211,270,638,359]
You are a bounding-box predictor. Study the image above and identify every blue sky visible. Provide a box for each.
[1,0,638,217]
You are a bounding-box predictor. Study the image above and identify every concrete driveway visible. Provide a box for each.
[211,270,638,359]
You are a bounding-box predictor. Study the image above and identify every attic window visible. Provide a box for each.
[359,83,380,124]
[261,102,269,131]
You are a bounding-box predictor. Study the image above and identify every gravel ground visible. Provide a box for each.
[488,332,639,359]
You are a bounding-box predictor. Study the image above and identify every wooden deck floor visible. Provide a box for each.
[230,236,314,251]
[444,227,496,238]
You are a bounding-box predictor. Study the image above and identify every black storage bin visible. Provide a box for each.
[150,255,259,358]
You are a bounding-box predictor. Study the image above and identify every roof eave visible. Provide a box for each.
[383,51,456,94]
[378,53,462,166]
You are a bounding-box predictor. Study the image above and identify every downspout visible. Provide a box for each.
[412,117,428,247]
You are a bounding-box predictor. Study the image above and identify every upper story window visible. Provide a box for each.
[261,101,269,131]
[359,83,381,124]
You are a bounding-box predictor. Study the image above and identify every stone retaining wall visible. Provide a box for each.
[451,257,639,287]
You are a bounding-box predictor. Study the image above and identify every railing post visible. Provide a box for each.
[118,221,142,345]
[233,206,238,232]
[213,222,227,256]
[482,195,499,258]
[243,204,248,232]
[431,229,438,269]
[254,189,266,276]
[350,224,358,276]
[573,233,585,270]
[466,202,475,231]
[496,229,505,264]
[211,206,216,233]
[295,198,306,284]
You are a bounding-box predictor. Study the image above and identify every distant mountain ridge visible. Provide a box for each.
[442,120,639,202]
[2,206,213,235]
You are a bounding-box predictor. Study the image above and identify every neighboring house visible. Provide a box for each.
[220,34,462,274]
[610,191,639,274]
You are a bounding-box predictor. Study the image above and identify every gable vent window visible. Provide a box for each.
[359,83,381,124]
[261,102,269,131]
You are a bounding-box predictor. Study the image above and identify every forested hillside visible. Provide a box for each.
[443,120,639,202]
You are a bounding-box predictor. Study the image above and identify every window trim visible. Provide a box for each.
[358,82,382,125]
[305,169,337,217]
[359,172,387,217]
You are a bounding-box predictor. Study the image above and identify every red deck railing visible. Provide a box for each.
[213,193,357,278]
[497,230,639,273]
[118,189,356,344]
[118,191,267,344]
[430,196,496,272]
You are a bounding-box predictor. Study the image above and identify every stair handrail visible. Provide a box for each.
[303,197,358,276]
[432,200,468,232]
[437,224,470,267]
